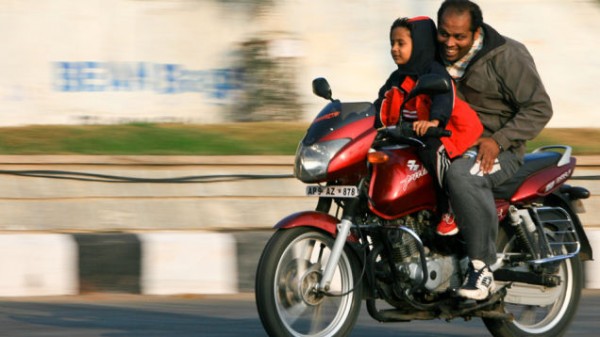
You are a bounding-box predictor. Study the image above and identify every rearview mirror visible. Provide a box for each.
[312,77,333,101]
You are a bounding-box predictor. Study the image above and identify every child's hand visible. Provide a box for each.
[413,120,440,136]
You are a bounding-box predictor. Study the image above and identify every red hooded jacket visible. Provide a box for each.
[379,76,482,159]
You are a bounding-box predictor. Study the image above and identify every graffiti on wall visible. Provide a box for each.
[53,62,243,101]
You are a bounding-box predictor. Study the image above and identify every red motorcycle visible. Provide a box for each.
[255,75,592,337]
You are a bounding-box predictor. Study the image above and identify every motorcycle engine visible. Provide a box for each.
[384,211,465,293]
[401,254,464,293]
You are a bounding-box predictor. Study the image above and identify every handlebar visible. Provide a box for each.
[376,122,451,145]
[423,126,452,138]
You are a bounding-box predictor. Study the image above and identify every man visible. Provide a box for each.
[436,0,553,300]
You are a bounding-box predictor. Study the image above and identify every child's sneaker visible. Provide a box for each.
[436,213,458,236]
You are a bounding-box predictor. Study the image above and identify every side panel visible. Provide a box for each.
[495,199,511,222]
[368,148,436,219]
[511,159,576,203]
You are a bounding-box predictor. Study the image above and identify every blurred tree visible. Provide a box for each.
[215,0,274,16]
[231,35,302,122]
[211,0,303,121]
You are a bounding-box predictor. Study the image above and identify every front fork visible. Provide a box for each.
[316,196,360,292]
[318,218,353,292]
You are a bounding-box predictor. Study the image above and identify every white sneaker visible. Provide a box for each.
[457,259,496,300]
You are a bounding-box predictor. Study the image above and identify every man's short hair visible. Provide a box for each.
[437,0,483,32]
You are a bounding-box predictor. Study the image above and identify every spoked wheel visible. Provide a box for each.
[484,226,583,337]
[255,227,362,337]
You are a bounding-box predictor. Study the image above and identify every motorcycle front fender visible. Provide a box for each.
[274,211,359,242]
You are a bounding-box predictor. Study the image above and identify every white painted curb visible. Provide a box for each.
[0,234,78,297]
[139,232,237,295]
[584,229,600,289]
[0,229,597,297]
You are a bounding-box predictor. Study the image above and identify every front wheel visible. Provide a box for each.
[255,227,363,337]
[484,225,583,337]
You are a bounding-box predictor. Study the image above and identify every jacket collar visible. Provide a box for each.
[469,23,506,65]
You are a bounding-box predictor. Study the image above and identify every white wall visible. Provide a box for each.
[0,0,253,125]
[0,0,598,127]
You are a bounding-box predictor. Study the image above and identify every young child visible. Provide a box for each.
[374,16,483,235]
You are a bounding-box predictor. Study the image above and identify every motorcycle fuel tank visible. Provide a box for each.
[368,147,437,219]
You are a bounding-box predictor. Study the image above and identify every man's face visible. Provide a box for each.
[437,11,480,63]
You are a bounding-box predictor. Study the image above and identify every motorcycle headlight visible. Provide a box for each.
[294,138,350,182]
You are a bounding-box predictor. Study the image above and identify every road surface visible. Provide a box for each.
[1,290,599,336]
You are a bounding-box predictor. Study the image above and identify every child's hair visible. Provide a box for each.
[390,17,411,37]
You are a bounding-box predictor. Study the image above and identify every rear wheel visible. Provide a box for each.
[255,227,363,337]
[484,226,583,337]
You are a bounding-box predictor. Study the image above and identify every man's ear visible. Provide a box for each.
[473,27,482,41]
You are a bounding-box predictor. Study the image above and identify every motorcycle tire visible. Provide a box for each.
[255,227,363,337]
[483,224,583,337]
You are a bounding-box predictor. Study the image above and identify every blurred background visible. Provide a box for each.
[0,0,599,299]
[0,0,598,127]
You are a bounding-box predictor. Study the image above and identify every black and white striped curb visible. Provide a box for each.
[0,231,247,297]
[1,229,598,297]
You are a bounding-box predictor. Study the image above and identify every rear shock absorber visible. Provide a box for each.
[509,206,538,259]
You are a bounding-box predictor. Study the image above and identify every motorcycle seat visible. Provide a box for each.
[492,151,562,200]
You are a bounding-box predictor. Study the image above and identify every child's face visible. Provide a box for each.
[390,26,412,66]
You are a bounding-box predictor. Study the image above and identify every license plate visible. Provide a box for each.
[305,185,358,198]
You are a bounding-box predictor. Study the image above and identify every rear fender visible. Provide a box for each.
[274,211,360,242]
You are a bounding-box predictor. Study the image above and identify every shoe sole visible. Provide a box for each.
[457,284,497,301]
[457,290,493,301]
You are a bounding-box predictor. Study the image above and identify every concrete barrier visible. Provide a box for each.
[0,155,597,296]
[0,231,238,296]
[1,228,597,296]
[585,230,600,289]
[0,234,78,297]
[140,232,237,295]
